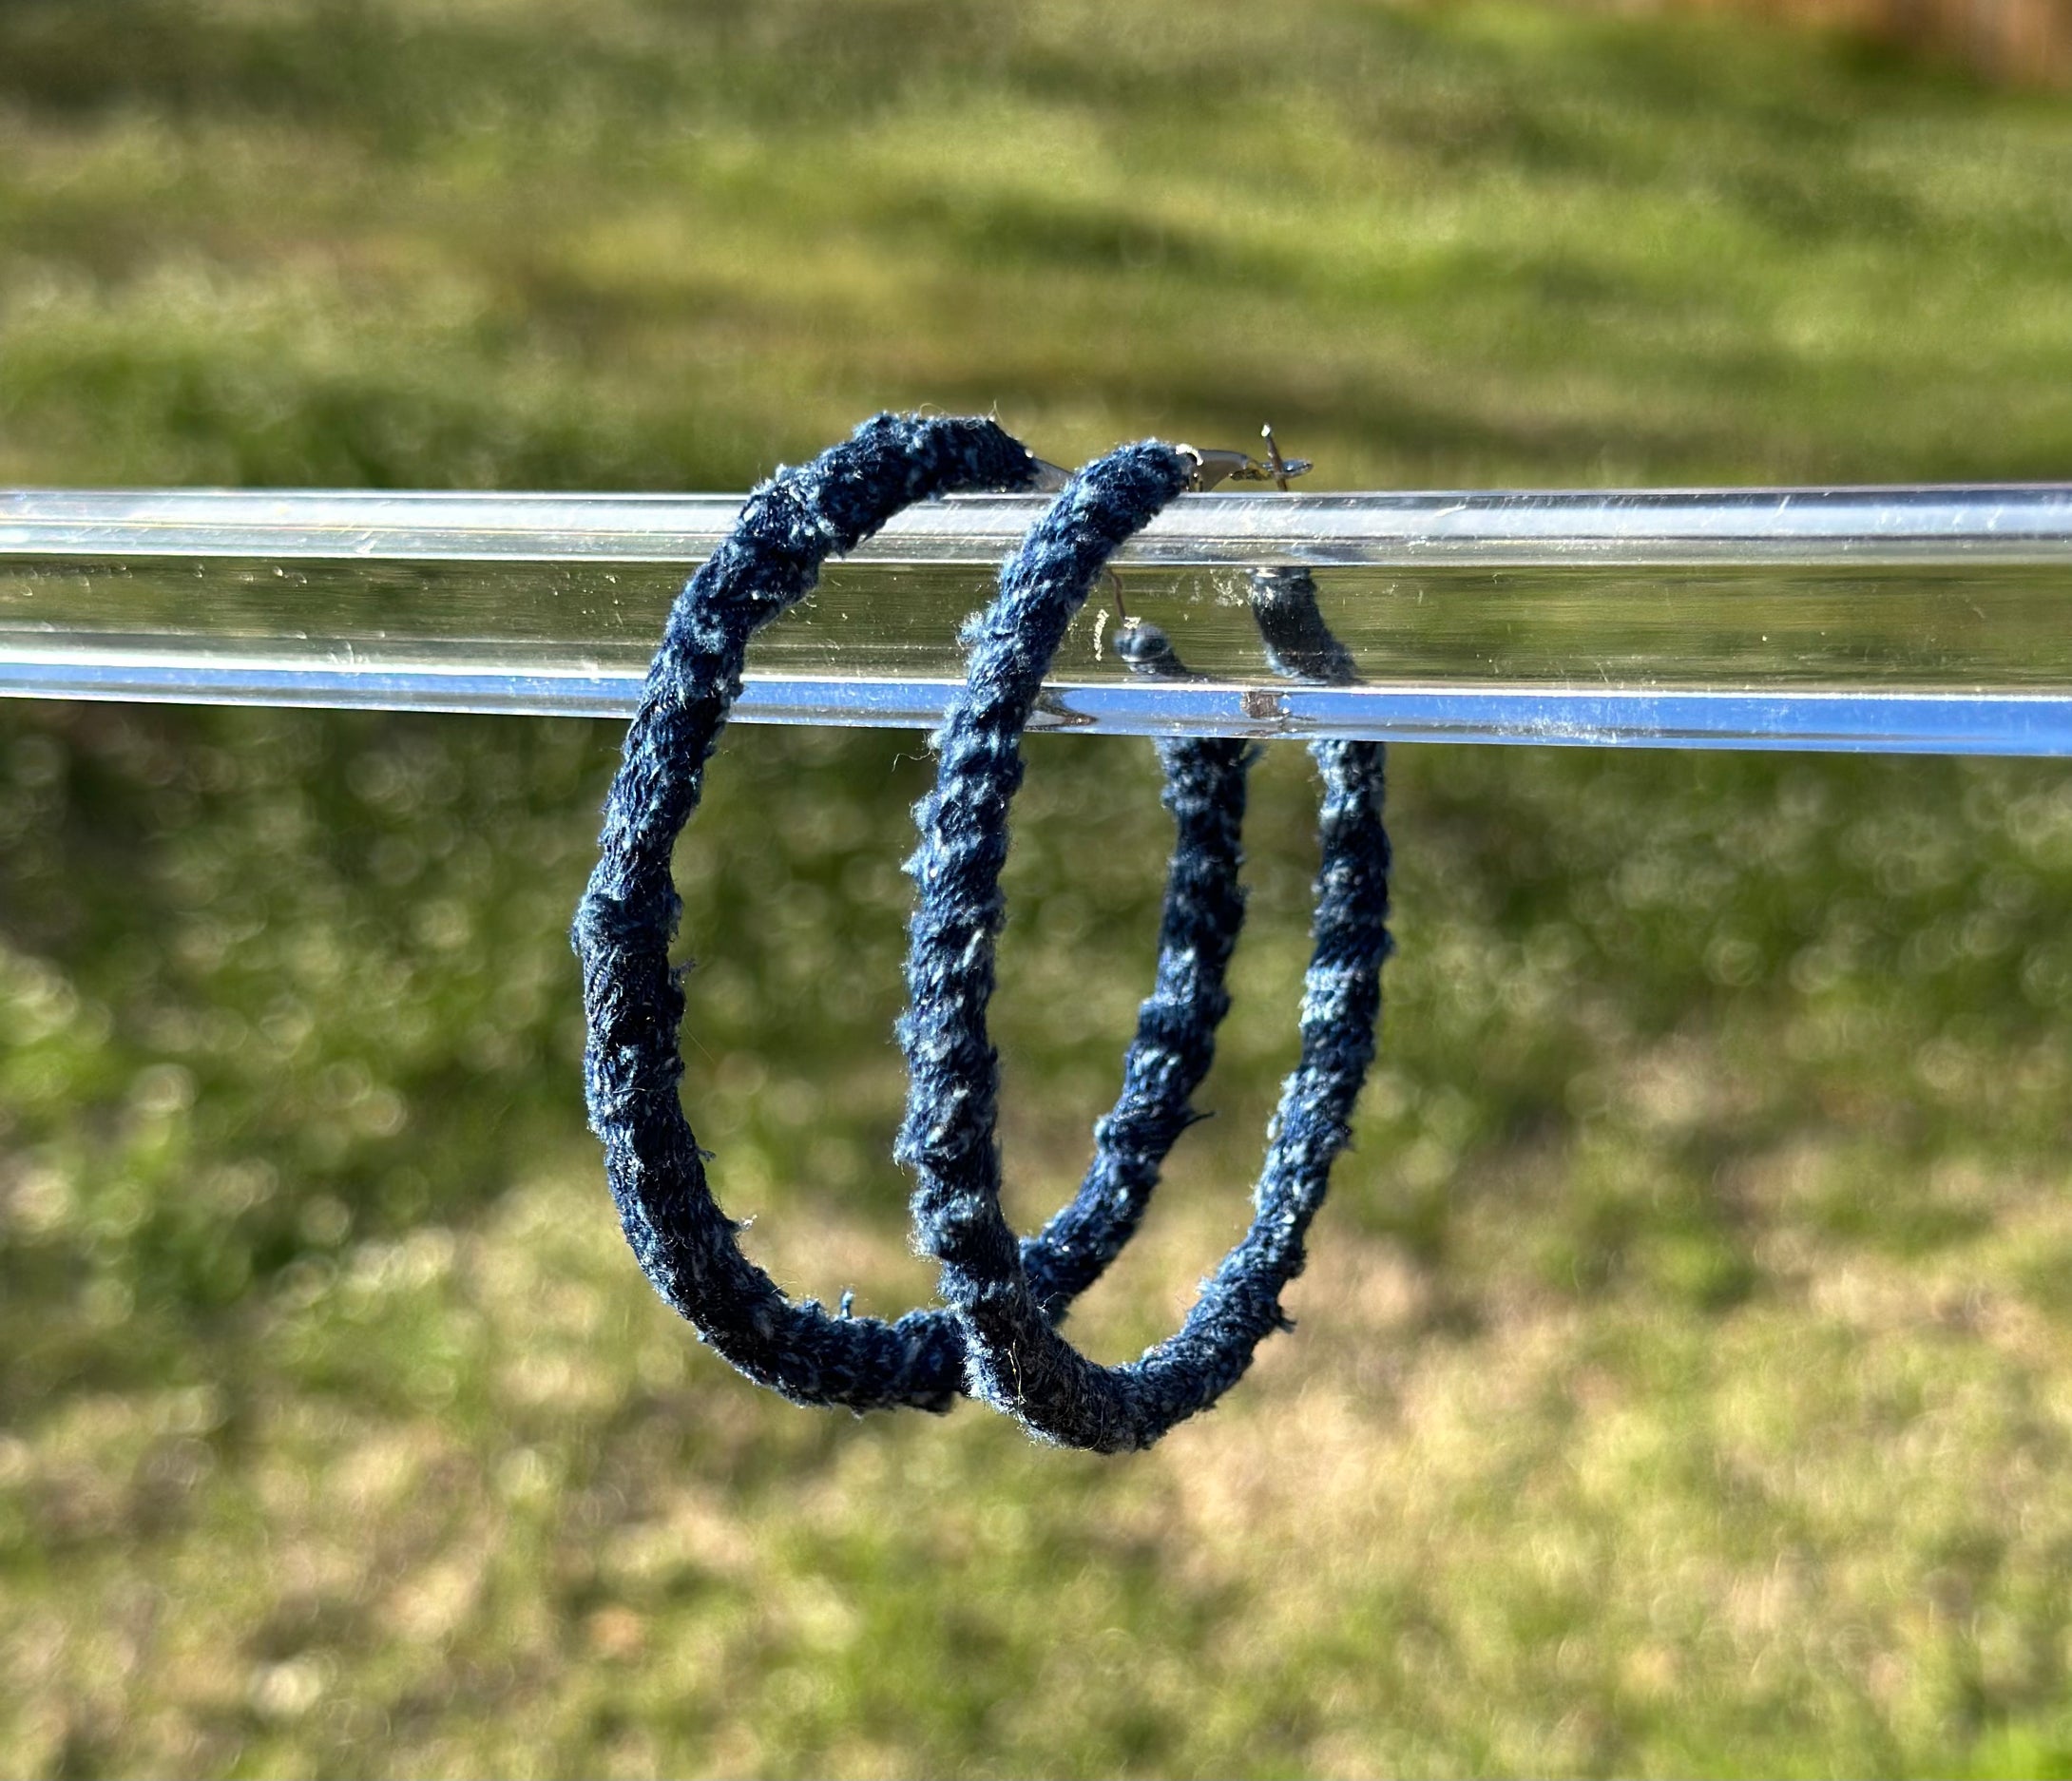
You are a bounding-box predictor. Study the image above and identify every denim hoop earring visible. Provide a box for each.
[898,442,1393,1450]
[574,413,1265,1412]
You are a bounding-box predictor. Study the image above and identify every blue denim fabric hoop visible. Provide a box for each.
[573,413,1260,1412]
[897,443,1393,1450]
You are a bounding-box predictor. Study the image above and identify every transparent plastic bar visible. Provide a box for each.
[4,484,2071,752]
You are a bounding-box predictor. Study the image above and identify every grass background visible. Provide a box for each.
[5,2,2072,1774]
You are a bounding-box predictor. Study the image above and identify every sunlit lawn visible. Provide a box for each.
[5,3,2072,1775]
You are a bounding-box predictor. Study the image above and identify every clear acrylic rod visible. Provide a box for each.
[4,484,2072,754]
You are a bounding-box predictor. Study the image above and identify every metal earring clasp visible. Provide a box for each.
[1104,427,1314,638]
[1178,425,1314,493]
[1028,425,1314,496]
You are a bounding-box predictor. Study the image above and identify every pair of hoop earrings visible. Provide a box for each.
[572,413,1392,1452]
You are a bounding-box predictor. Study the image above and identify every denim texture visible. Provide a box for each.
[573,414,1259,1414]
[897,446,1394,1451]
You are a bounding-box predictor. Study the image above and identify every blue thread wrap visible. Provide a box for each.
[573,413,1257,1412]
[898,445,1393,1450]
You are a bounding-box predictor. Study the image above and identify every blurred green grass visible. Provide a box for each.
[5,2,2072,1775]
